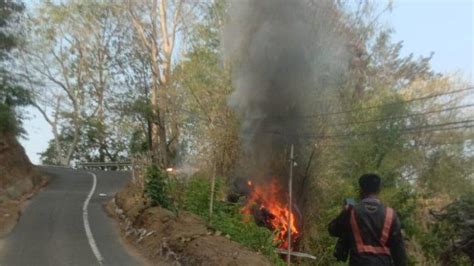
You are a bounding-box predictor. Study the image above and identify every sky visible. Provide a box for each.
[387,0,473,81]
[19,0,474,164]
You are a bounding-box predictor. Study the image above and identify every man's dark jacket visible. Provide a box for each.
[328,197,407,266]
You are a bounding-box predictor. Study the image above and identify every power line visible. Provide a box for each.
[178,88,474,141]
[179,102,474,130]
[180,87,474,127]
[303,87,474,118]
[245,86,474,120]
[330,103,474,127]
[240,120,474,140]
[182,106,474,141]
[305,139,474,149]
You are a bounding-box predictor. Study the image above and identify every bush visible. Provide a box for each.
[427,192,474,265]
[0,103,17,134]
[144,165,172,209]
[211,203,284,264]
[182,175,214,217]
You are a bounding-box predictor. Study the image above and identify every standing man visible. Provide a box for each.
[328,173,407,266]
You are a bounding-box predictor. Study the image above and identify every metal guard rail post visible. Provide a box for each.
[76,161,132,171]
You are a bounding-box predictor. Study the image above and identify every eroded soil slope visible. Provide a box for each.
[109,182,271,266]
[0,133,47,236]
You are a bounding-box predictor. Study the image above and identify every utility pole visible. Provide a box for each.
[209,162,217,222]
[287,144,294,265]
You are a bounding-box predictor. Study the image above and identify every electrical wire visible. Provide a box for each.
[179,87,474,126]
[178,87,474,141]
[270,86,474,119]
[240,120,474,140]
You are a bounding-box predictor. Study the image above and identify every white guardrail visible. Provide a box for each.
[76,161,133,171]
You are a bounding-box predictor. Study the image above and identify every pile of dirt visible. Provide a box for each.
[0,133,47,237]
[108,182,271,266]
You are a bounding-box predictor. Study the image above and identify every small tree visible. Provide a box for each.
[144,164,171,209]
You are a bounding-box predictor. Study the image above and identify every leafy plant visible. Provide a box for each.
[429,193,474,265]
[0,2,29,136]
[144,165,172,209]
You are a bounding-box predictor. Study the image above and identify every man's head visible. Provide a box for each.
[358,173,381,198]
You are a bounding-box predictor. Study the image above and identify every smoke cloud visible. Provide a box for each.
[224,0,351,180]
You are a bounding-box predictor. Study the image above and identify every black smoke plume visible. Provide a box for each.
[224,0,350,183]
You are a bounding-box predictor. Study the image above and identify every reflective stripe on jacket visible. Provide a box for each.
[350,203,394,254]
[328,197,408,266]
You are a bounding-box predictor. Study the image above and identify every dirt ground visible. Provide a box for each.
[0,201,21,238]
[108,182,272,266]
[0,175,48,238]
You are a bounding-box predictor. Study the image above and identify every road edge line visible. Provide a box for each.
[83,172,104,265]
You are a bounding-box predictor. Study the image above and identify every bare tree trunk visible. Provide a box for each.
[128,0,189,168]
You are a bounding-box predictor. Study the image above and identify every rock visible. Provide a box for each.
[6,186,21,199]
[0,192,8,204]
[183,236,272,266]
[6,178,34,199]
[141,207,175,224]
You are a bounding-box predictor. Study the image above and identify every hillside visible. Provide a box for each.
[0,133,47,236]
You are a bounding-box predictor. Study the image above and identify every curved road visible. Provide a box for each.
[0,167,142,266]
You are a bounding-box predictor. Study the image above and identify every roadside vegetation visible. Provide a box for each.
[144,165,283,264]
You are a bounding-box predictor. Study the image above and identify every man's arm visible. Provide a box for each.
[388,213,407,266]
[328,207,350,238]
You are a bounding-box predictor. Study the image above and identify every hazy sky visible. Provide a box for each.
[19,0,474,164]
[388,0,473,81]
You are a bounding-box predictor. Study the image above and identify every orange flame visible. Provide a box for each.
[242,178,300,249]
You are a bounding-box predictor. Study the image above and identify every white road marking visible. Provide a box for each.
[83,172,104,265]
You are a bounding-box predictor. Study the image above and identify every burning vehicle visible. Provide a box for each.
[229,177,303,251]
[243,178,302,250]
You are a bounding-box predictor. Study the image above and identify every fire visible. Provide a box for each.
[242,178,300,249]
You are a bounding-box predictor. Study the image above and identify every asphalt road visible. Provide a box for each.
[0,167,142,266]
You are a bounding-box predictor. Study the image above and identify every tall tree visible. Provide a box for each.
[173,0,238,175]
[126,0,198,167]
[22,2,97,165]
[22,1,129,165]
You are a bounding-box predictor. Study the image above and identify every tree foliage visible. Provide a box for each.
[0,0,29,135]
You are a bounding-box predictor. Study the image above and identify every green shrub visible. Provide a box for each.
[210,202,284,265]
[182,175,214,217]
[0,103,18,135]
[144,165,172,209]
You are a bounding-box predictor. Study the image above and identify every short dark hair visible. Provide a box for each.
[359,173,381,194]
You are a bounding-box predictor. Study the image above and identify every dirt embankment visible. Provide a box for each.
[0,133,48,237]
[107,182,271,266]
